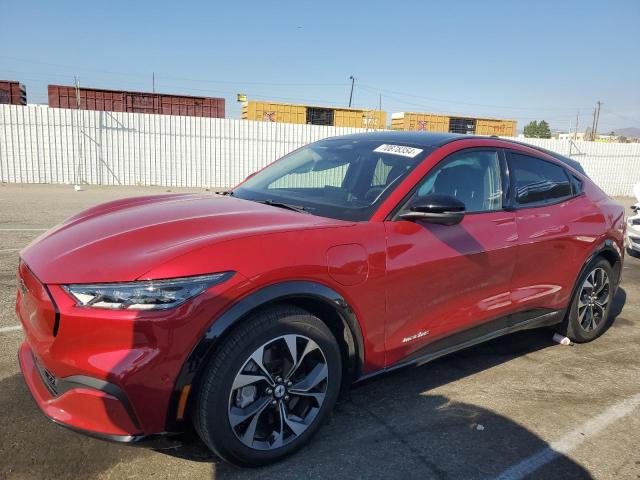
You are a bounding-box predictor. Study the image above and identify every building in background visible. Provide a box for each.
[390,112,517,137]
[0,80,27,105]
[48,84,225,118]
[556,132,587,141]
[241,100,386,129]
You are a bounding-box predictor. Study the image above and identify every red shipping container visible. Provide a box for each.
[48,84,224,118]
[0,80,27,105]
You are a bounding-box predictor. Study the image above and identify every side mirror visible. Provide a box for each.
[399,194,466,226]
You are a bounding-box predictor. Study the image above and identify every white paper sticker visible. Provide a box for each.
[373,144,424,158]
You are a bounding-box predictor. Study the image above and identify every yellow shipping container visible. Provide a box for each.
[242,100,386,129]
[333,109,386,129]
[475,119,517,137]
[241,101,306,124]
[391,112,516,137]
[391,112,449,132]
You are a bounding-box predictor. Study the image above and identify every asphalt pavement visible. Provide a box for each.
[0,183,638,480]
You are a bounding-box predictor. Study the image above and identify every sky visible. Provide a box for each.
[1,0,638,133]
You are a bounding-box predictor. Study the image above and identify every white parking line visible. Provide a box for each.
[0,325,23,334]
[0,248,20,253]
[0,228,49,231]
[492,393,640,480]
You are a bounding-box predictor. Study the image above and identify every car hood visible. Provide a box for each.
[21,194,348,284]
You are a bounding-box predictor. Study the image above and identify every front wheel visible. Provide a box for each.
[193,305,342,466]
[560,258,614,343]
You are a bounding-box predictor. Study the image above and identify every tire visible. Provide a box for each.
[193,304,342,467]
[559,258,614,343]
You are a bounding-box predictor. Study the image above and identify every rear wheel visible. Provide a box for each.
[193,305,342,466]
[560,258,614,343]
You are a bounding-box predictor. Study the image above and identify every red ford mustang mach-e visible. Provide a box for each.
[17,132,624,466]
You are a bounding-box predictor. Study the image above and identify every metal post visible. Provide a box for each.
[348,76,355,108]
[73,76,85,189]
[594,101,602,140]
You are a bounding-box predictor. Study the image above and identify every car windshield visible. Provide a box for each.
[232,138,432,221]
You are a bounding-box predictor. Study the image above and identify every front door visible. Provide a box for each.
[383,148,518,366]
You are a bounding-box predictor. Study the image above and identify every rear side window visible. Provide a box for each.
[570,175,583,195]
[510,153,572,206]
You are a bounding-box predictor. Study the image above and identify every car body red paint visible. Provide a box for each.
[16,133,624,443]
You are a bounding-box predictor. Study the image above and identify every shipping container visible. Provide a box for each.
[47,85,225,118]
[391,112,516,137]
[0,80,27,105]
[242,100,386,129]
[475,118,518,137]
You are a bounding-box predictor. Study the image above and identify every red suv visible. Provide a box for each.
[17,132,624,466]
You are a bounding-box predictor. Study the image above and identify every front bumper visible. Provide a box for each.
[626,233,640,252]
[16,260,252,440]
[19,341,142,438]
[626,219,640,252]
[19,342,182,448]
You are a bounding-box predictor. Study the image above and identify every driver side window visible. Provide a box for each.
[406,150,503,213]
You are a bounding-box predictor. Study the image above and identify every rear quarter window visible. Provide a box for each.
[510,152,573,206]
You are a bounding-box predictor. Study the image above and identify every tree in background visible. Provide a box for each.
[523,121,539,137]
[523,120,551,138]
[538,121,551,138]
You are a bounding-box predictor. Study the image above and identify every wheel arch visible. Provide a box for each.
[590,239,622,287]
[565,239,622,319]
[165,281,365,432]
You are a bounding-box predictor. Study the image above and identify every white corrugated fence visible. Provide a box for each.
[1,104,639,196]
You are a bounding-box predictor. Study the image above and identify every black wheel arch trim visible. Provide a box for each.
[587,239,622,287]
[165,280,366,431]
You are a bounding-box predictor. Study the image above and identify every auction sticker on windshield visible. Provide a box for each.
[373,144,423,158]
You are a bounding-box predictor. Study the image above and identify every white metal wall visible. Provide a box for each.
[510,137,640,197]
[1,104,640,196]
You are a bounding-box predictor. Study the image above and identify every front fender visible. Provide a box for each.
[165,281,365,431]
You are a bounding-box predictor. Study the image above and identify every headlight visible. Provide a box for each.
[63,272,234,310]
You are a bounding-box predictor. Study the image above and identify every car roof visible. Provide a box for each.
[328,131,589,177]
[489,137,589,176]
[329,131,468,148]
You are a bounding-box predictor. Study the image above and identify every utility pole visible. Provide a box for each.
[590,107,597,141]
[74,75,81,108]
[73,76,85,189]
[594,101,602,140]
[574,111,579,140]
[348,76,355,108]
[379,93,382,112]
[152,72,155,93]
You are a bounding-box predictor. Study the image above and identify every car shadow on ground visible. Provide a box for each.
[160,287,627,479]
[1,288,625,479]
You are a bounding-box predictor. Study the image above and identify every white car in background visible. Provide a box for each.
[626,183,640,255]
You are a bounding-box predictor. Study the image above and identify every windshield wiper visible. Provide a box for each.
[255,199,309,214]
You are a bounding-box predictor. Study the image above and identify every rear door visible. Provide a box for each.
[383,148,518,366]
[507,150,593,315]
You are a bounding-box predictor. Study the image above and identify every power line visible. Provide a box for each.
[357,83,591,113]
[1,59,349,88]
[600,108,640,124]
